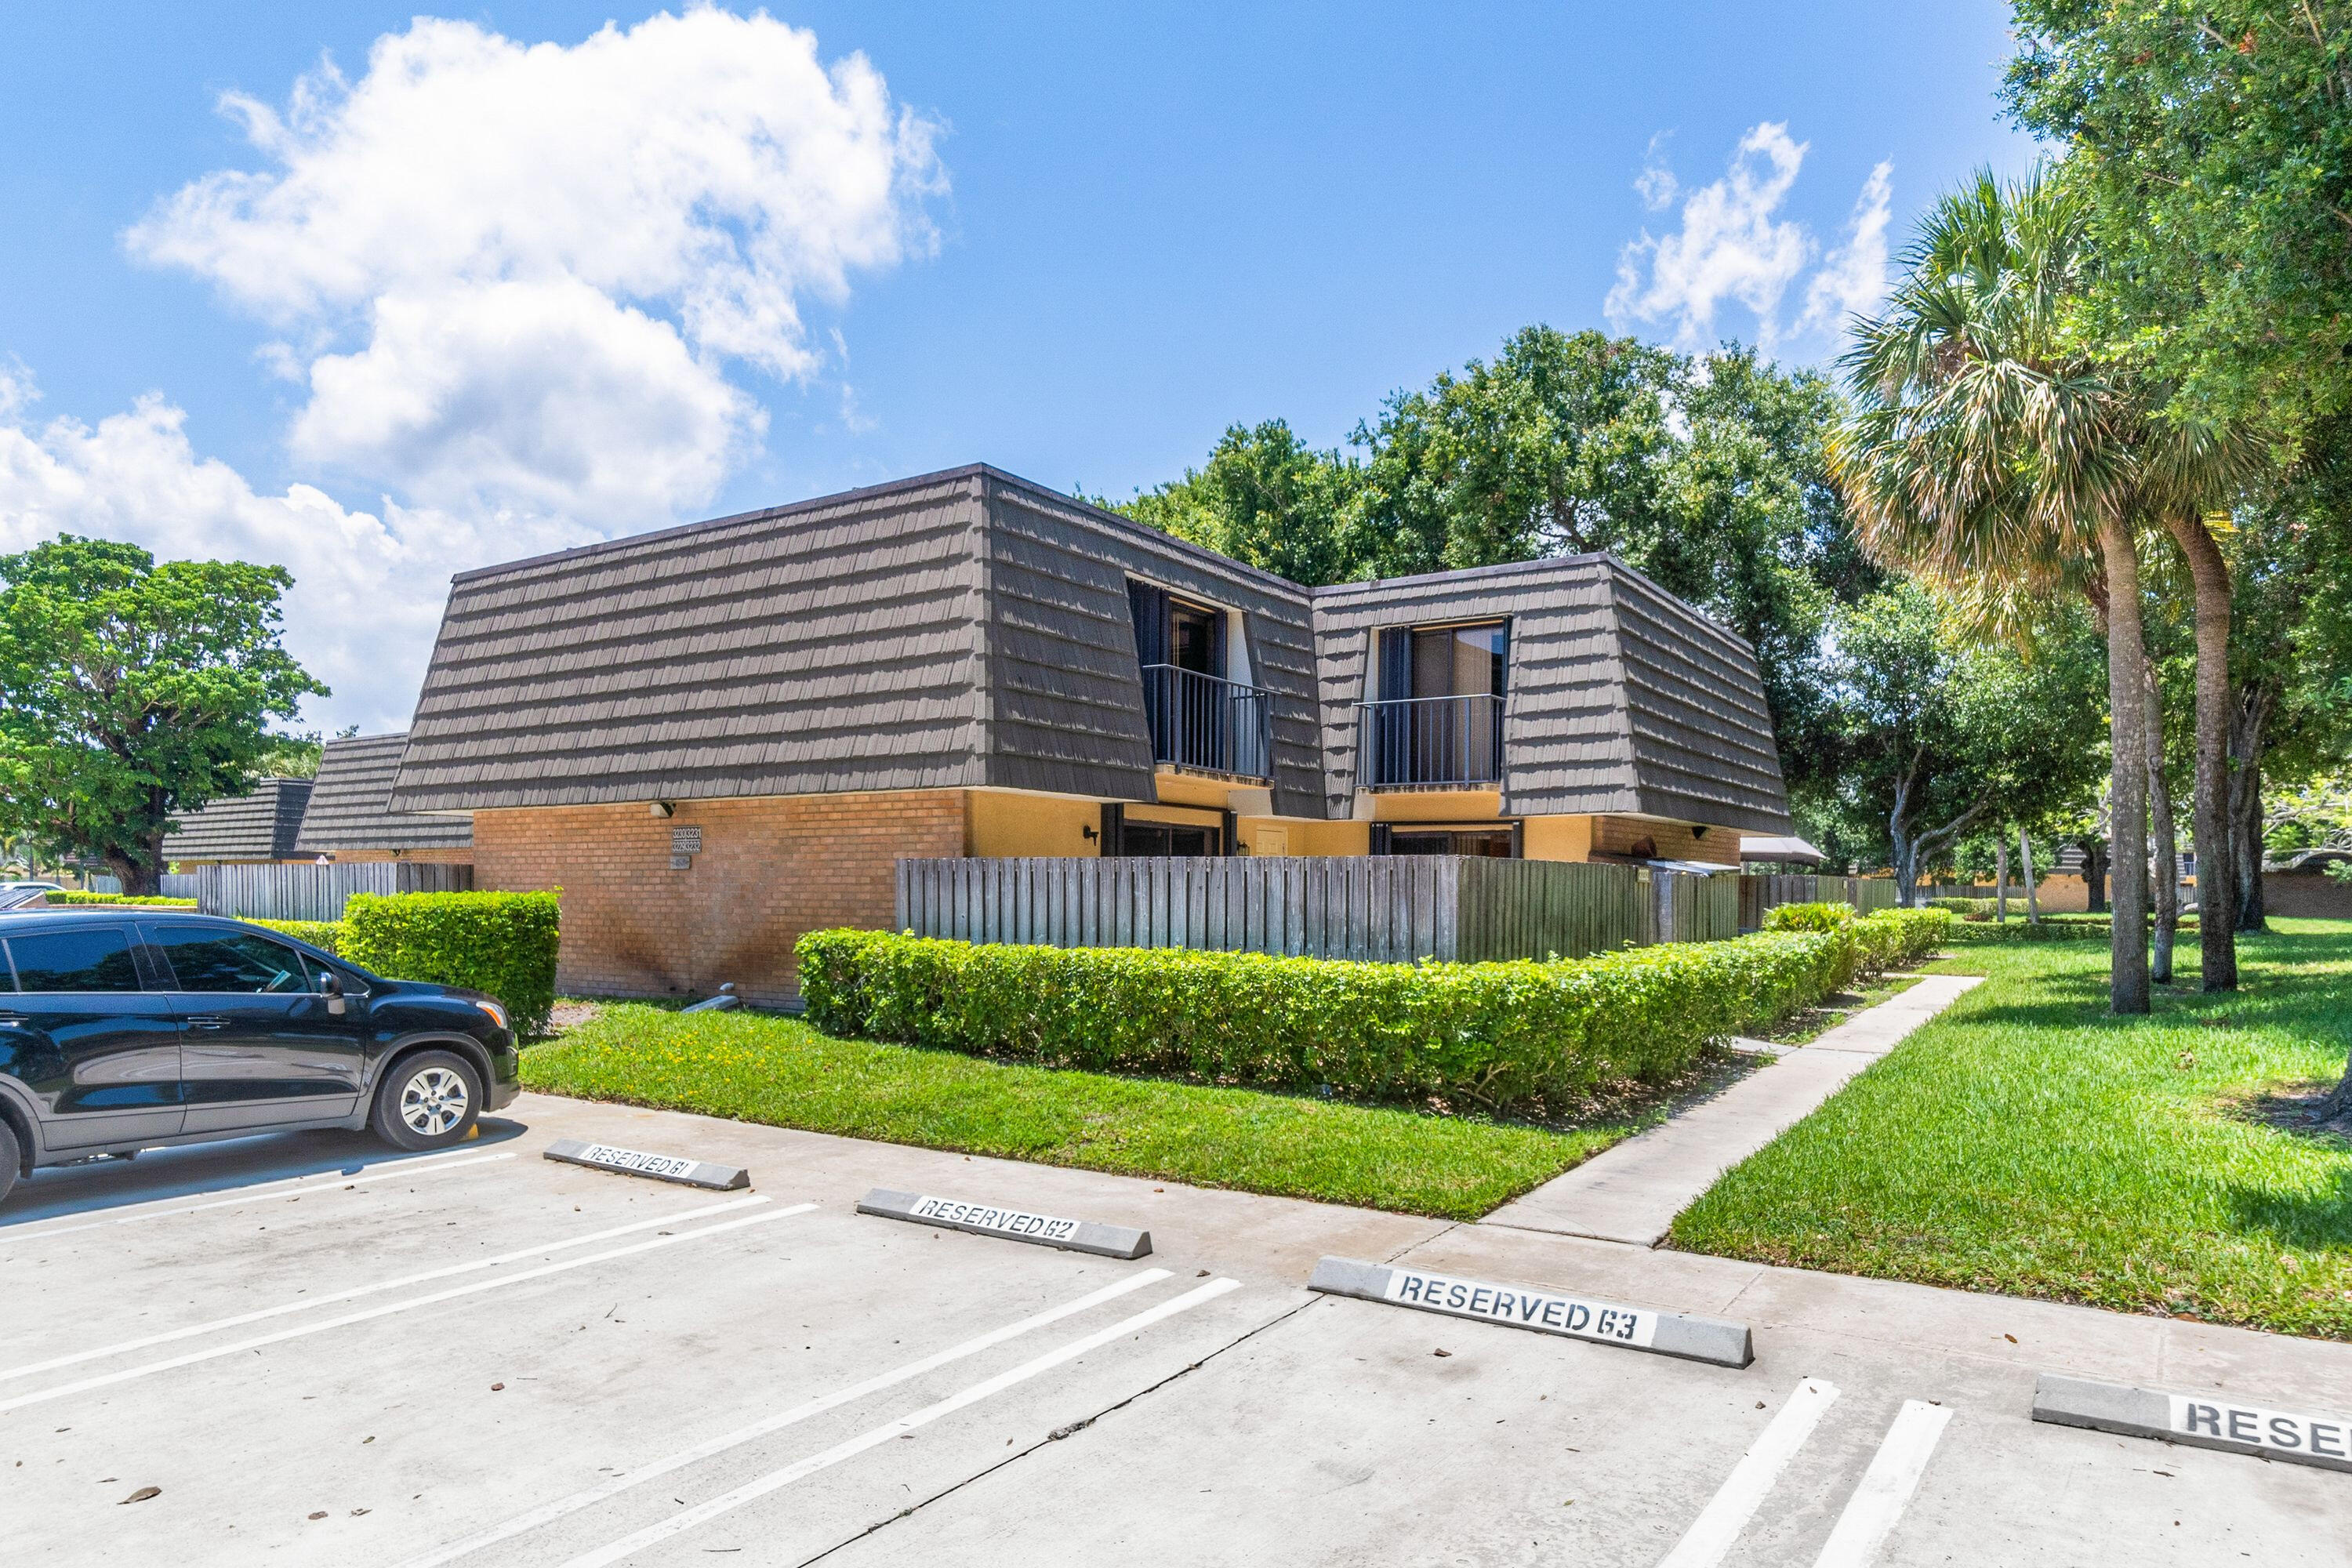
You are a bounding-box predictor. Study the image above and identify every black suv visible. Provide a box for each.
[0,909,520,1207]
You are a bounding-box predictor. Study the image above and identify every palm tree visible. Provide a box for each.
[1830,169,2157,1012]
[2141,428,2268,991]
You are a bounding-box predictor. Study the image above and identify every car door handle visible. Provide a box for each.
[187,1016,228,1030]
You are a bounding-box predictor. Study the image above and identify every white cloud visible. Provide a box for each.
[127,9,940,526]
[1797,158,1895,342]
[1632,132,1679,212]
[1606,123,1891,358]
[0,10,945,731]
[0,365,588,729]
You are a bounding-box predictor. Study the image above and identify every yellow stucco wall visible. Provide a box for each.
[1521,815,1595,862]
[1370,789,1505,822]
[964,790,1102,858]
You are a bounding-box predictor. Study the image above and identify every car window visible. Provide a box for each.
[151,927,314,994]
[5,927,143,993]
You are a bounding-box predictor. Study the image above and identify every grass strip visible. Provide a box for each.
[521,1004,1639,1219]
[1671,918,2352,1340]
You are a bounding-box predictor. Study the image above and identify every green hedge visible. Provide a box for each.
[339,891,561,1035]
[249,918,344,953]
[45,891,198,906]
[797,927,1851,1113]
[1760,902,1954,982]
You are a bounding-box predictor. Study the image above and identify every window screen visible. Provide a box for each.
[5,927,143,993]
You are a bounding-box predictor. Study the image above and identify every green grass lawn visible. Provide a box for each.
[521,1004,1675,1219]
[1671,918,2352,1339]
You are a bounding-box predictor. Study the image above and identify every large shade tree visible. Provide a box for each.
[1810,583,2107,905]
[0,536,325,894]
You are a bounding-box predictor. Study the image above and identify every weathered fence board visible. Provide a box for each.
[895,855,1733,964]
[187,861,473,921]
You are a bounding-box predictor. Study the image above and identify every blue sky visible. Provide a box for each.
[0,3,2034,730]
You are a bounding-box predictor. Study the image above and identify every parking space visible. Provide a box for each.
[6,1094,2348,1566]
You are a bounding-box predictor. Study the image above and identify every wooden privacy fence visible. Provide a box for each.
[895,855,1739,964]
[1737,873,1897,930]
[182,861,474,921]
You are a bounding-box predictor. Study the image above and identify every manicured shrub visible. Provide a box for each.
[1758,902,1952,983]
[249,918,344,954]
[1762,902,1859,989]
[44,891,197,906]
[340,890,561,1035]
[797,927,1852,1114]
[1760,901,1856,933]
[1853,907,1956,970]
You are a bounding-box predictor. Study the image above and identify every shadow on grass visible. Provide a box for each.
[2228,1167,2352,1252]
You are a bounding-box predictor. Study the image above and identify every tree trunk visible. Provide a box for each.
[2165,514,2238,989]
[2019,827,2041,924]
[2099,514,2152,1014]
[2083,835,2110,914]
[1995,837,2009,922]
[2143,656,2179,985]
[2228,684,2272,933]
[1889,771,1919,908]
[2235,757,2268,931]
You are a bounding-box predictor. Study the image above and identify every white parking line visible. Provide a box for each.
[1658,1377,1842,1568]
[1,1150,517,1242]
[560,1276,1243,1568]
[1814,1399,1953,1568]
[395,1266,1175,1568]
[0,1194,771,1383]
[0,1202,815,1416]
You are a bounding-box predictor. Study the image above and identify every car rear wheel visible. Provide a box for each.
[371,1050,482,1152]
[0,1117,18,1209]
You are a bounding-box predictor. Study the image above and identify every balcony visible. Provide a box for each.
[1140,663,1273,780]
[1358,693,1504,788]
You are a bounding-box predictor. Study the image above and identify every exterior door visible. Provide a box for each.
[0,923,183,1149]
[143,924,367,1131]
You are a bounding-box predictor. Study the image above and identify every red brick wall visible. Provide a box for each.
[470,790,968,1005]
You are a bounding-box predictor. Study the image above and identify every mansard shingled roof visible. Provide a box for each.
[293,733,471,854]
[165,777,312,862]
[390,464,1789,832]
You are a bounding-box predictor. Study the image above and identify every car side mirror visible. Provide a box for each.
[320,970,347,1017]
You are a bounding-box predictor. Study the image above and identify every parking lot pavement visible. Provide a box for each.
[6,1092,2349,1566]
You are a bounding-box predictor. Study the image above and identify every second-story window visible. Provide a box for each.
[1383,621,1506,702]
[1127,579,1270,779]
[1364,619,1508,787]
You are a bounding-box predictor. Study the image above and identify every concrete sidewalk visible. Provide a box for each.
[1483,972,1984,1247]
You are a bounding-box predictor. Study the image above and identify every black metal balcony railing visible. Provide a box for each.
[1358,694,1504,787]
[1141,663,1273,779]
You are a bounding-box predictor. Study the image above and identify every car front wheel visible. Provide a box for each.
[371,1050,483,1151]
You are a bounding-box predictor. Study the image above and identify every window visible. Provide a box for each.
[150,927,314,993]
[5,927,143,993]
[1384,829,1516,858]
[1118,821,1221,857]
[1386,621,1506,701]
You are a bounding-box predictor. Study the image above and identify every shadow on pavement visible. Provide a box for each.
[0,1116,531,1229]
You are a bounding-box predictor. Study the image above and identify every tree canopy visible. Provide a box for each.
[2003,1,2352,430]
[1800,582,2107,901]
[0,535,325,893]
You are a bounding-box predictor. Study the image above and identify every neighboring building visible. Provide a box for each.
[164,777,314,866]
[294,732,474,864]
[390,464,1793,1002]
